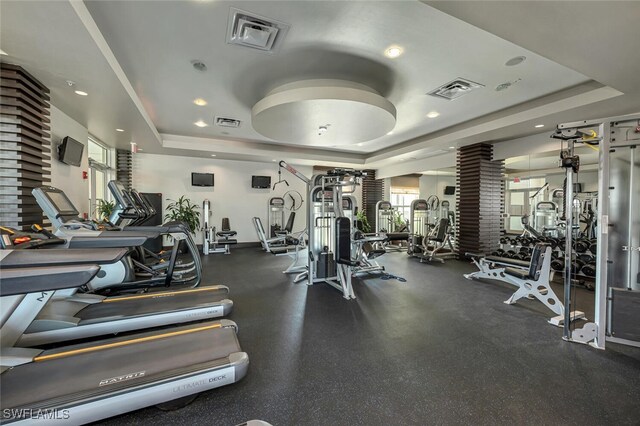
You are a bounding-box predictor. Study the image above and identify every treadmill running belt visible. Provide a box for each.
[76,287,230,321]
[1,323,241,410]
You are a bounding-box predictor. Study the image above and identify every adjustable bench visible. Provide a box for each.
[464,243,585,325]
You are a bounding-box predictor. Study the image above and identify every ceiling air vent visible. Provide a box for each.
[427,78,484,101]
[215,117,241,128]
[226,8,290,53]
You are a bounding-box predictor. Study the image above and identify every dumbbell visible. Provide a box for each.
[551,250,561,259]
[551,259,564,271]
[499,237,509,245]
[581,263,597,277]
[575,240,589,253]
[519,246,531,255]
[495,249,505,257]
[579,254,594,263]
[506,250,517,259]
[589,241,597,254]
[572,259,586,272]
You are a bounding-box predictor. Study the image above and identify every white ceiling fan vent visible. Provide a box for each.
[215,117,241,128]
[226,8,290,53]
[427,78,484,101]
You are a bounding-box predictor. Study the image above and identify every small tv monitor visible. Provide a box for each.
[58,136,84,167]
[191,172,214,187]
[444,186,456,195]
[573,183,583,193]
[252,175,271,189]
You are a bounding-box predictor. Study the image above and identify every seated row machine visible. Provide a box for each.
[202,199,237,255]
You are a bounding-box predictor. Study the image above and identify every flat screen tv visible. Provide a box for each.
[58,136,84,167]
[444,186,456,195]
[191,172,214,187]
[252,175,271,189]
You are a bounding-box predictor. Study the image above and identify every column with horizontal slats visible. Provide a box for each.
[456,143,504,255]
[0,63,51,230]
[361,169,383,229]
[116,149,132,189]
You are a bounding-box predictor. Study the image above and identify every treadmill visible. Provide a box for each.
[32,186,201,291]
[0,254,248,424]
[0,244,233,347]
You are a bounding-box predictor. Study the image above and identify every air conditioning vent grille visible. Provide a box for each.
[427,78,484,100]
[215,117,241,128]
[226,8,290,53]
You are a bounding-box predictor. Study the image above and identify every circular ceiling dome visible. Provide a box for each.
[251,79,396,147]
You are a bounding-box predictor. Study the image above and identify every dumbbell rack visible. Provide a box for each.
[496,235,597,290]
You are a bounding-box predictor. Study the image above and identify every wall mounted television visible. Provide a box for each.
[444,186,456,195]
[251,175,271,189]
[58,136,84,167]
[191,172,214,187]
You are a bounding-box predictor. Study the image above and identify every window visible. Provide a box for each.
[390,187,419,224]
[505,177,546,233]
[88,137,113,220]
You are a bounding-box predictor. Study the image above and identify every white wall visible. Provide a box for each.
[133,153,312,243]
[546,170,598,193]
[49,105,90,216]
[419,174,457,211]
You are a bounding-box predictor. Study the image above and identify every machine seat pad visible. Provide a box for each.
[386,232,409,241]
[504,267,531,280]
[485,256,530,268]
[220,239,237,245]
[217,231,237,237]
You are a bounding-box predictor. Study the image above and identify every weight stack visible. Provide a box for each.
[456,143,504,256]
[0,63,51,230]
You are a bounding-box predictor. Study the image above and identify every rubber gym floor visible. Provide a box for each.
[105,248,640,425]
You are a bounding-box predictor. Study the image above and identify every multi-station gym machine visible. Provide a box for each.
[552,113,639,349]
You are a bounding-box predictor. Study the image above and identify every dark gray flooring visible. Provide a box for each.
[105,248,640,425]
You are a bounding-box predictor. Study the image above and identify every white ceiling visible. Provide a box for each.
[1,1,639,173]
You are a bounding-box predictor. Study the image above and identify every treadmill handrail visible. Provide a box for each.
[0,264,100,296]
[0,248,128,269]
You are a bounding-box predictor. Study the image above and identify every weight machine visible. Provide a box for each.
[552,113,640,349]
[202,199,237,255]
[305,169,367,299]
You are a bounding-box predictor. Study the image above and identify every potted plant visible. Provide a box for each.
[355,210,371,233]
[164,196,200,234]
[96,199,116,222]
[393,211,407,232]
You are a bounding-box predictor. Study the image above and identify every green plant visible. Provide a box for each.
[356,210,371,233]
[393,211,406,230]
[96,199,115,221]
[164,196,200,234]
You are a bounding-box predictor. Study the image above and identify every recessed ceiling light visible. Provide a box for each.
[272,159,277,162]
[138,148,144,151]
[211,154,216,157]
[534,124,545,128]
[116,128,124,132]
[74,90,88,96]
[357,143,364,146]
[449,146,455,149]
[194,120,208,127]
[384,46,404,59]
[387,131,394,135]
[426,111,440,118]
[0,49,7,56]
[191,60,207,72]
[193,98,207,106]
[505,56,526,66]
